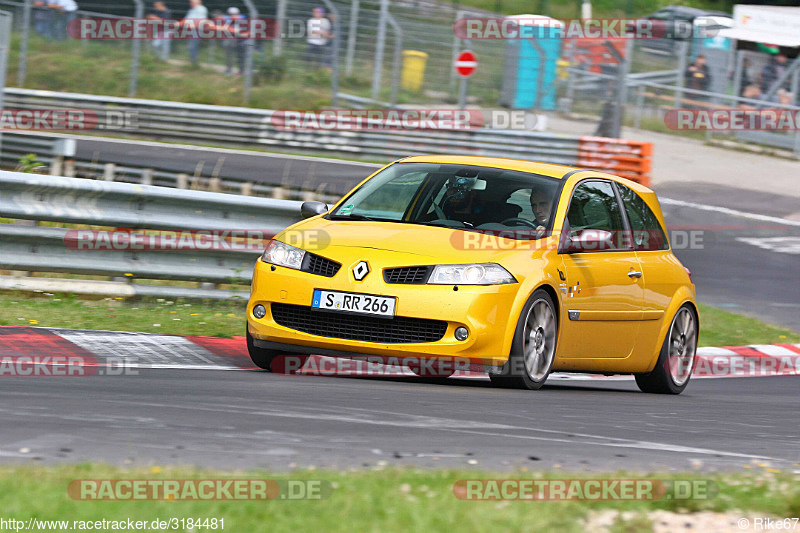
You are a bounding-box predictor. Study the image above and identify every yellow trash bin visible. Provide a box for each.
[401,50,429,92]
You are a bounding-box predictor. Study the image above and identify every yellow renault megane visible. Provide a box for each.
[247,156,698,394]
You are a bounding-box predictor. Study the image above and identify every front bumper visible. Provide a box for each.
[247,257,519,366]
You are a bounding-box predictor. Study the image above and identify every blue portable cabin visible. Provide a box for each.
[499,15,564,110]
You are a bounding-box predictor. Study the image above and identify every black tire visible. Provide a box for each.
[246,329,309,373]
[635,304,698,395]
[489,289,558,390]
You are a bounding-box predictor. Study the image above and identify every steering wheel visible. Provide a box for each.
[501,217,542,229]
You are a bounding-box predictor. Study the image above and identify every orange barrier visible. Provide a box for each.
[577,136,652,187]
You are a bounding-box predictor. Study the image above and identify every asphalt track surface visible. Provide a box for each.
[0,368,798,471]
[73,137,378,195]
[2,139,798,471]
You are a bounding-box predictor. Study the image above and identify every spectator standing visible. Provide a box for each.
[50,0,78,41]
[685,54,711,92]
[222,7,247,76]
[148,1,172,61]
[305,7,331,69]
[760,53,790,94]
[183,0,209,66]
[32,1,52,39]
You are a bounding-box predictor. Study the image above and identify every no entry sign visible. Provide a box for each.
[454,50,478,78]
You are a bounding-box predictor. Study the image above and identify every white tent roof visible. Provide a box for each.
[718,27,800,48]
[718,5,800,48]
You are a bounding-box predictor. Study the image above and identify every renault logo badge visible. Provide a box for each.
[352,261,370,281]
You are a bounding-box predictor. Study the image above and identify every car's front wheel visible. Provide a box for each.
[490,289,558,390]
[635,304,698,394]
[246,329,309,372]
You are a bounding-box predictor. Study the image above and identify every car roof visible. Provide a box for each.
[397,155,581,179]
[395,155,654,193]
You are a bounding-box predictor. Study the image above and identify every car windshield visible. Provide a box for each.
[330,162,562,239]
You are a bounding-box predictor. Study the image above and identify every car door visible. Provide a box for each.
[615,183,679,356]
[558,180,644,359]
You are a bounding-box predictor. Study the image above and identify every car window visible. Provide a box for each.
[341,170,429,221]
[617,184,669,251]
[649,9,672,20]
[332,163,561,238]
[566,180,627,249]
[506,188,536,220]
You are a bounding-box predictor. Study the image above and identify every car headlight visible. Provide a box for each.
[428,263,516,285]
[262,240,305,270]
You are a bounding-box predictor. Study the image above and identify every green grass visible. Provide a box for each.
[0,464,797,532]
[696,303,800,347]
[0,291,796,345]
[4,35,356,109]
[0,292,245,338]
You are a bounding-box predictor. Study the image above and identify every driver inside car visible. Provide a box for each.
[529,187,555,229]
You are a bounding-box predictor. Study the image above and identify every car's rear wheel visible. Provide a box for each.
[246,329,308,372]
[490,289,557,390]
[635,304,697,394]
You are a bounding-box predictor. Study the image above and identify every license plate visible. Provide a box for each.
[312,290,396,317]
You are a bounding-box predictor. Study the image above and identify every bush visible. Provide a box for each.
[255,55,288,85]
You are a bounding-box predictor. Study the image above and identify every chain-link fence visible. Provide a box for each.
[1,0,799,155]
[0,9,12,158]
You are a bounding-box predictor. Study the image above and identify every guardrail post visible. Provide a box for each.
[50,156,64,176]
[208,177,222,192]
[129,0,144,97]
[241,181,253,196]
[141,169,154,186]
[64,159,75,177]
[371,0,389,100]
[176,173,188,189]
[18,0,31,86]
[103,163,116,181]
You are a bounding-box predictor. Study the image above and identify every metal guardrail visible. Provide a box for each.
[0,132,75,169]
[0,131,347,203]
[1,88,653,184]
[0,170,304,299]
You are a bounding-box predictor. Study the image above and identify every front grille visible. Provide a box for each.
[383,266,432,284]
[271,303,448,343]
[302,253,341,278]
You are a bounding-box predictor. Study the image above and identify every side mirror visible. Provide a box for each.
[560,229,615,253]
[300,201,329,219]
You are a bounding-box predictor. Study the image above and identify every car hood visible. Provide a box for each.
[279,217,552,264]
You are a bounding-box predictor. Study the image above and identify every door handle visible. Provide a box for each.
[627,271,643,279]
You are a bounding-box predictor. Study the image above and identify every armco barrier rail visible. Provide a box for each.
[0,131,75,170]
[1,88,653,186]
[0,170,303,300]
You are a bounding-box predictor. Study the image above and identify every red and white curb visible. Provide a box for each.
[0,326,798,380]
